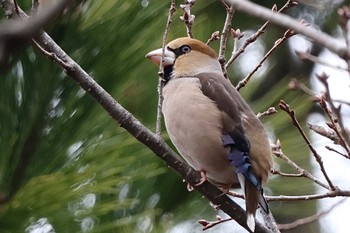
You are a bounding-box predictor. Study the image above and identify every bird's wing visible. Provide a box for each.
[194,73,269,214]
[194,72,262,189]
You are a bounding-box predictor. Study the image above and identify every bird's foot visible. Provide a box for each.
[186,170,207,191]
[195,170,207,186]
[187,183,194,192]
[218,187,230,197]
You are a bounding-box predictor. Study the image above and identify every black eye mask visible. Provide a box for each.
[167,45,192,58]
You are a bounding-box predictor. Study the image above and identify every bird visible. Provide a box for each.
[146,37,273,232]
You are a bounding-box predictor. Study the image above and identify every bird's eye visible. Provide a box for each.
[180,45,191,54]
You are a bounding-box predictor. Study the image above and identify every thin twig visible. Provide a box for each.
[225,0,349,59]
[317,73,350,157]
[278,199,346,230]
[218,1,234,77]
[227,189,350,202]
[272,140,330,190]
[236,28,296,91]
[307,123,340,145]
[320,99,350,157]
[206,31,220,45]
[31,38,70,69]
[156,0,176,136]
[279,100,337,191]
[271,168,304,178]
[257,107,277,118]
[295,50,348,71]
[325,146,348,159]
[225,0,296,70]
[333,99,350,106]
[288,78,315,96]
[338,6,350,73]
[198,216,233,231]
[0,0,70,38]
[180,0,196,38]
[265,191,350,202]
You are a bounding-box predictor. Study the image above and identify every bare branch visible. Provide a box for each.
[295,50,348,71]
[156,0,176,136]
[279,100,337,191]
[271,168,304,178]
[266,191,350,202]
[236,28,296,91]
[272,140,330,190]
[0,1,271,232]
[206,31,220,45]
[288,78,315,96]
[198,216,233,231]
[307,123,340,145]
[325,145,348,159]
[278,199,346,230]
[257,107,277,118]
[0,0,69,38]
[317,73,350,157]
[218,2,234,77]
[337,6,350,72]
[180,0,196,38]
[228,185,350,203]
[225,0,296,70]
[0,0,70,65]
[225,0,349,59]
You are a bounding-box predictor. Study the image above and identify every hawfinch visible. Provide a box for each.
[146,37,273,231]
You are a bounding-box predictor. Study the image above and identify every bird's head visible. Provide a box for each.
[146,37,221,80]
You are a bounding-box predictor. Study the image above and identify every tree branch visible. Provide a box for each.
[272,139,330,190]
[156,0,176,135]
[218,1,234,77]
[236,28,296,91]
[0,0,70,66]
[0,1,271,232]
[278,199,346,230]
[279,100,337,191]
[225,0,350,59]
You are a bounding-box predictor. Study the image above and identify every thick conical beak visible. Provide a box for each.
[145,48,175,67]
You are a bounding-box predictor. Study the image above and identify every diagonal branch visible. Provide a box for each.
[236,28,296,91]
[225,0,349,59]
[278,199,346,230]
[225,0,296,70]
[33,28,270,233]
[279,100,337,191]
[272,141,330,190]
[0,1,271,232]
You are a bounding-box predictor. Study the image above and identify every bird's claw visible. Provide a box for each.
[187,183,194,191]
[218,187,230,197]
[187,170,207,191]
[195,170,207,186]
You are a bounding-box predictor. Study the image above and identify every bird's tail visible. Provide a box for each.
[240,176,269,232]
[245,180,259,232]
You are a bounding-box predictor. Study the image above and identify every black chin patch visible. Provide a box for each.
[164,65,173,83]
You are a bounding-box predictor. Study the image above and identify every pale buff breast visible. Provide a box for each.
[162,78,239,187]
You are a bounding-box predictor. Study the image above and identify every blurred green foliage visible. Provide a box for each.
[0,0,342,232]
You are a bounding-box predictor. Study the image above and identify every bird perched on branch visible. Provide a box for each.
[146,37,273,231]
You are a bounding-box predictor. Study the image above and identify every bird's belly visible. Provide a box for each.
[162,78,239,187]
